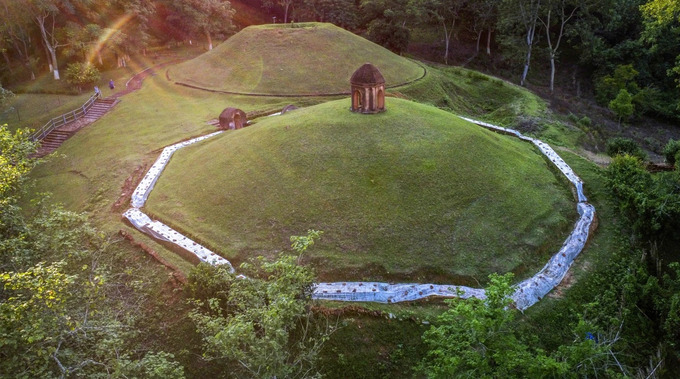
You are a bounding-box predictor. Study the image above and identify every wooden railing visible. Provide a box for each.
[30,92,101,141]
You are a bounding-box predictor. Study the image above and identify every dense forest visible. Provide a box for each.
[2,0,680,378]
[1,0,679,122]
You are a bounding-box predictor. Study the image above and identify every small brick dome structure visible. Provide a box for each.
[350,63,386,114]
[281,104,298,114]
[219,107,247,130]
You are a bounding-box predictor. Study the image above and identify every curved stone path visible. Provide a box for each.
[122,114,595,311]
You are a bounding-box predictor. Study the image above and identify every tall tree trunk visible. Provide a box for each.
[206,30,213,50]
[476,30,482,53]
[520,24,536,87]
[541,3,579,94]
[549,53,556,93]
[43,42,53,72]
[36,15,59,80]
[442,19,456,65]
[486,27,492,55]
[284,3,290,23]
[49,48,59,80]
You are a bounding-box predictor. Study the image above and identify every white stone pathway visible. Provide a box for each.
[123,116,595,310]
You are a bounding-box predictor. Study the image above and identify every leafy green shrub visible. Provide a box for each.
[65,62,101,92]
[663,139,680,166]
[609,89,634,124]
[605,137,646,160]
[578,116,592,128]
[595,64,639,105]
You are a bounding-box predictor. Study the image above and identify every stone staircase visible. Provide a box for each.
[34,98,118,157]
[37,130,75,153]
[84,98,117,121]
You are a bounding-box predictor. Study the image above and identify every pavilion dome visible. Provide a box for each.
[350,63,386,86]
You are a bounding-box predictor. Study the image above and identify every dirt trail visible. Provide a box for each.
[110,59,182,99]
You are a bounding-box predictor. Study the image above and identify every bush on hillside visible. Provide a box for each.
[605,137,646,160]
[663,139,680,166]
[65,63,101,93]
[578,116,592,128]
[595,64,640,105]
[609,89,634,124]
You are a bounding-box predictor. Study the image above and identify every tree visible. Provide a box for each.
[299,0,359,28]
[265,0,299,23]
[418,273,569,377]
[62,22,105,64]
[641,0,680,108]
[0,124,35,209]
[366,19,411,54]
[641,0,680,25]
[595,64,640,105]
[361,0,413,54]
[539,0,581,94]
[607,154,680,256]
[469,0,499,56]
[663,139,680,167]
[411,0,467,64]
[166,0,235,51]
[502,0,543,86]
[0,220,186,378]
[609,88,634,125]
[26,0,79,80]
[1,122,183,377]
[188,230,332,378]
[65,62,101,92]
[0,261,77,377]
[109,0,156,66]
[418,273,631,377]
[1,0,39,80]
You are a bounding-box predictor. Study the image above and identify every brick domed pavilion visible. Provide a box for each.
[350,63,386,114]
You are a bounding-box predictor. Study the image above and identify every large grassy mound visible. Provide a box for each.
[168,23,424,95]
[145,98,576,284]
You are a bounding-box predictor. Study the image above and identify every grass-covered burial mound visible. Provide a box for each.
[146,98,576,284]
[168,23,424,95]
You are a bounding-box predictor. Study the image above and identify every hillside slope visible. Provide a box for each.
[168,23,425,95]
[146,98,576,284]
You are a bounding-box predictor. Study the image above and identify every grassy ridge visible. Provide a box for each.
[168,23,424,95]
[146,98,575,284]
[398,65,545,125]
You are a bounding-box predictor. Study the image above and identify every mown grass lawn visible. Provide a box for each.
[26,41,587,285]
[168,22,424,95]
[27,71,302,272]
[145,98,576,284]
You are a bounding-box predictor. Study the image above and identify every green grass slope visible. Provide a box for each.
[398,66,546,125]
[26,73,300,274]
[168,23,424,95]
[146,98,576,284]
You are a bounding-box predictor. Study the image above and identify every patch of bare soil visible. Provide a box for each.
[111,164,147,212]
